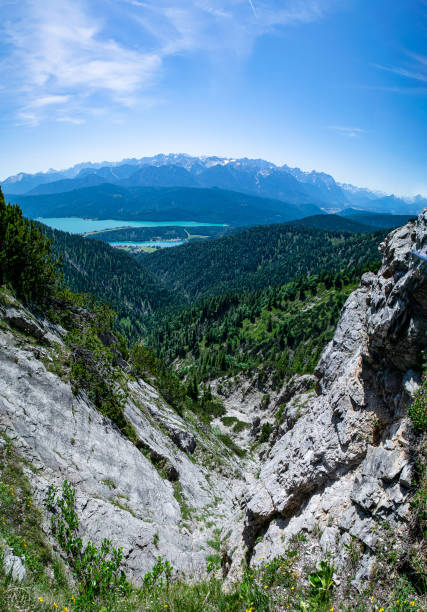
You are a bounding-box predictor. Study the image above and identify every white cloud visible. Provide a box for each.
[31,95,71,108]
[56,116,86,125]
[1,0,336,124]
[328,125,367,138]
[375,52,427,90]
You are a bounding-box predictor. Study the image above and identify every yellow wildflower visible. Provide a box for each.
[39,597,44,603]
[53,604,58,609]
[264,585,269,589]
[410,603,415,607]
[370,596,374,602]
[291,586,295,590]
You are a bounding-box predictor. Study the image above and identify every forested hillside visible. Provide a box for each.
[0,189,59,304]
[138,223,387,300]
[41,225,178,340]
[291,214,376,233]
[146,265,376,388]
[85,224,227,243]
[10,183,321,226]
[341,211,416,228]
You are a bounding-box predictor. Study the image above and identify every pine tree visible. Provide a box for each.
[0,190,59,303]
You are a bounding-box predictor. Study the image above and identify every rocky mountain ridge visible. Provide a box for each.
[4,154,425,214]
[225,209,426,589]
[0,211,425,597]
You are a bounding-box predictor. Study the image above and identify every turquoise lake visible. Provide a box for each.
[38,217,225,233]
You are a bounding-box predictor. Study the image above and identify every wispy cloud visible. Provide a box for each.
[328,125,367,138]
[247,0,258,18]
[375,51,427,92]
[1,0,335,125]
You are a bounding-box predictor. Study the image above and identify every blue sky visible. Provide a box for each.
[1,0,426,195]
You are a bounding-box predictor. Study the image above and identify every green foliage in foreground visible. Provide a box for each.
[45,481,130,607]
[0,187,59,304]
[0,458,424,612]
[408,360,427,433]
[409,382,427,433]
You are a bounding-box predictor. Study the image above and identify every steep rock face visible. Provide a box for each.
[226,210,426,585]
[0,212,425,588]
[0,296,240,582]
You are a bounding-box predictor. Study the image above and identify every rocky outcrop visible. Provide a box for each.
[1,539,26,582]
[0,211,425,589]
[225,210,426,586]
[0,294,240,583]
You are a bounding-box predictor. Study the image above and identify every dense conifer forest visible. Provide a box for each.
[0,189,59,304]
[41,224,180,340]
[146,265,378,387]
[85,224,227,243]
[138,222,387,299]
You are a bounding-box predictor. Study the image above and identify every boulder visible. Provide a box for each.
[170,428,197,454]
[4,307,45,340]
[1,541,26,582]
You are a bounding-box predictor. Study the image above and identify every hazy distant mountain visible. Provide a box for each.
[12,183,322,226]
[28,173,107,195]
[3,153,424,214]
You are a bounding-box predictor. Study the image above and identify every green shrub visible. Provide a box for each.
[45,481,130,607]
[299,561,335,611]
[0,438,52,578]
[221,416,238,427]
[258,422,273,443]
[217,432,246,457]
[141,556,172,590]
[233,420,250,433]
[409,376,427,433]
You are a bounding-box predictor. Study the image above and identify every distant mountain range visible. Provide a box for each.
[3,153,425,216]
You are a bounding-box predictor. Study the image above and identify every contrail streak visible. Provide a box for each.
[248,0,257,17]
